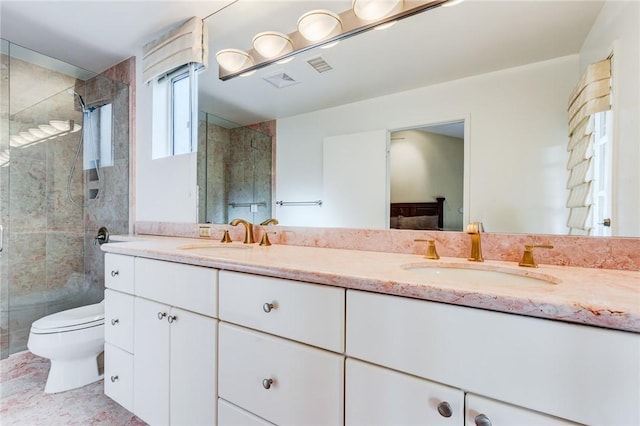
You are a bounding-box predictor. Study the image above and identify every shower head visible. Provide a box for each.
[66,88,87,112]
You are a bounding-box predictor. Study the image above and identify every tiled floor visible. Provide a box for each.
[0,351,146,425]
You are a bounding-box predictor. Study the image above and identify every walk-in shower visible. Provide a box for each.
[0,40,130,358]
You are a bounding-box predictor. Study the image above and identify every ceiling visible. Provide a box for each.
[1,0,604,126]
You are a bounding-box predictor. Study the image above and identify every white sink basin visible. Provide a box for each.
[402,262,559,285]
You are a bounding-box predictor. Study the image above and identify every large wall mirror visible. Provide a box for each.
[197,0,639,237]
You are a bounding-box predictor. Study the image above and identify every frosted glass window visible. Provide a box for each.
[83,103,113,169]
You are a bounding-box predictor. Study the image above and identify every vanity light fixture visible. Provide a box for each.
[216,48,255,73]
[252,32,294,59]
[10,120,81,149]
[215,0,451,80]
[297,10,343,42]
[352,0,403,21]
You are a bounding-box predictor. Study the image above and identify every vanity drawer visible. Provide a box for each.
[134,258,218,317]
[105,254,134,294]
[104,289,134,352]
[346,358,464,425]
[219,270,345,352]
[218,323,344,426]
[104,342,133,413]
[218,399,275,426]
[346,290,640,426]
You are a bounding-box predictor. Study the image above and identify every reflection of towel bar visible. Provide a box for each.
[228,201,266,208]
[276,200,323,206]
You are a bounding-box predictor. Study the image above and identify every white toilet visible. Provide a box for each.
[27,300,105,393]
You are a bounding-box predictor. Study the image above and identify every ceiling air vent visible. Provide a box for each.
[263,72,299,88]
[307,56,333,73]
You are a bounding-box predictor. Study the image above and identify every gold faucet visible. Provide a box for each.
[519,244,554,268]
[259,218,279,246]
[414,239,440,260]
[466,222,484,262]
[230,219,255,244]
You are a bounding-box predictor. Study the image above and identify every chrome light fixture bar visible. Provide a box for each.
[217,0,451,81]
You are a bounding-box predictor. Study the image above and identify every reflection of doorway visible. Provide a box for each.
[390,121,464,231]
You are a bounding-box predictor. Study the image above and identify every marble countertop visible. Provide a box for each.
[102,236,640,333]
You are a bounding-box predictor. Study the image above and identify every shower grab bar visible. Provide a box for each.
[276,200,323,207]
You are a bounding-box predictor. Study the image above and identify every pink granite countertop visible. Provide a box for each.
[102,237,640,333]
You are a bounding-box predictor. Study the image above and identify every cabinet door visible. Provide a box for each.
[104,342,133,413]
[104,289,134,352]
[134,297,170,426]
[170,307,217,426]
[346,359,463,426]
[465,394,578,425]
[218,323,344,426]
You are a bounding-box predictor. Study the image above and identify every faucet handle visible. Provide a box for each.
[220,230,232,243]
[259,232,272,246]
[414,239,440,260]
[519,244,553,268]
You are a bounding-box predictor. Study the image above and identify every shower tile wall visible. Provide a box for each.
[81,58,132,296]
[198,115,231,224]
[1,45,9,358]
[0,49,131,357]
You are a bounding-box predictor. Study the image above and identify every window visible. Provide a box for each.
[590,109,612,236]
[83,103,113,169]
[151,63,198,159]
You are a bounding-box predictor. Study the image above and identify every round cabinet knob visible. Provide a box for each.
[475,414,492,426]
[110,375,119,383]
[167,315,177,324]
[111,318,119,326]
[157,312,167,320]
[110,270,119,277]
[262,378,274,389]
[437,401,453,418]
[263,302,275,313]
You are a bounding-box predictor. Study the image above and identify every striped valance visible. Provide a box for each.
[142,17,208,84]
[566,58,611,233]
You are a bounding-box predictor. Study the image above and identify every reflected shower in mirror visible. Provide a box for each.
[197,112,274,225]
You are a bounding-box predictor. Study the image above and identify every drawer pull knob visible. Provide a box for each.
[437,401,453,418]
[167,315,177,324]
[111,319,119,326]
[263,303,275,313]
[110,375,119,383]
[262,378,274,389]
[475,414,492,426]
[111,270,119,277]
[157,312,167,320]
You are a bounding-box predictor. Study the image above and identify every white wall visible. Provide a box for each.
[579,0,639,237]
[277,55,578,234]
[135,53,198,223]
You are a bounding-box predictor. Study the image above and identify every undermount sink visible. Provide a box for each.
[401,262,560,285]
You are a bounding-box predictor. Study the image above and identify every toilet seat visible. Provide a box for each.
[31,301,104,334]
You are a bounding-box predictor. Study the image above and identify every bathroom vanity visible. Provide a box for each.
[102,238,639,426]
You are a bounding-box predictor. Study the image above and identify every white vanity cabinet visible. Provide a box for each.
[346,289,639,425]
[133,258,218,426]
[104,254,135,412]
[218,271,346,426]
